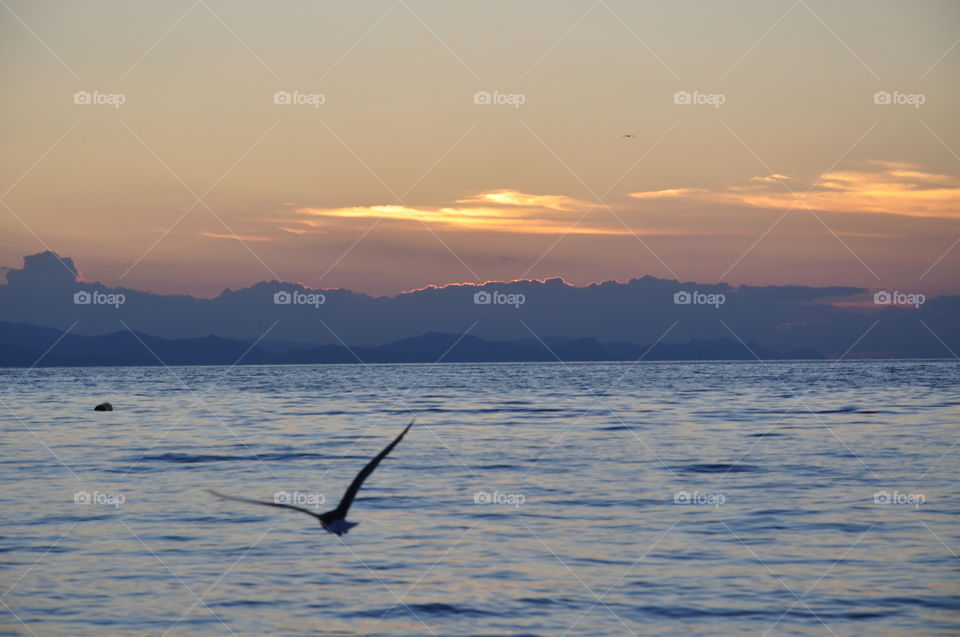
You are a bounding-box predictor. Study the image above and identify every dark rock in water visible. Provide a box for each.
[94,402,113,412]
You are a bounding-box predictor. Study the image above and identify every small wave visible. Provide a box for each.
[816,406,859,414]
[679,463,762,473]
[635,605,774,618]
[355,602,495,618]
[127,451,336,464]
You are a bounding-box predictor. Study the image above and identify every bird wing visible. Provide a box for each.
[330,420,413,519]
[207,489,321,520]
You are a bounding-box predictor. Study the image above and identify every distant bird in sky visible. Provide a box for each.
[209,420,413,536]
[622,133,635,138]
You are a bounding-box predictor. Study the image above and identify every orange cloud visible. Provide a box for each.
[629,162,960,219]
[199,231,274,242]
[290,190,635,235]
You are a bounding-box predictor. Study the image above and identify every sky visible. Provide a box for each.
[1,0,958,297]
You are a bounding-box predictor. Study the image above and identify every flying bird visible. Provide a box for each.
[622,133,635,138]
[209,420,413,536]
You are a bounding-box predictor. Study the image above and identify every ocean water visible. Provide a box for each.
[1,360,958,637]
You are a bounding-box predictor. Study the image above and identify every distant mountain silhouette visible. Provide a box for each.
[0,250,957,360]
[0,322,823,367]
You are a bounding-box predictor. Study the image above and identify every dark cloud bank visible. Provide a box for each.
[0,251,956,366]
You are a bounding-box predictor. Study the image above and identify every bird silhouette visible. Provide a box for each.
[209,420,413,536]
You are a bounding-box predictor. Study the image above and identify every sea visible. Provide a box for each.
[1,360,958,636]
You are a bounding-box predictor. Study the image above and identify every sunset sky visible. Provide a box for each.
[1,0,958,296]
